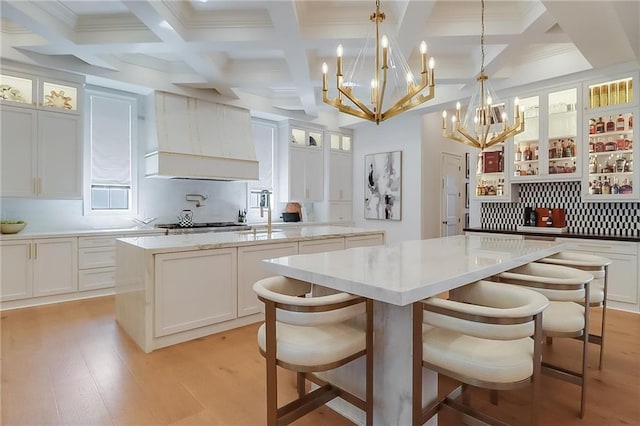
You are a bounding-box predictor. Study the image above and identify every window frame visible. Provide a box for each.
[83,88,138,216]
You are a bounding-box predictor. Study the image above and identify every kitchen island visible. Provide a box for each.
[262,234,566,425]
[115,226,385,353]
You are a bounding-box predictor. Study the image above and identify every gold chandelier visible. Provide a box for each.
[322,0,435,125]
[442,0,524,149]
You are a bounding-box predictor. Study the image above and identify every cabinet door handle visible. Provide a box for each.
[28,243,32,260]
[33,243,38,260]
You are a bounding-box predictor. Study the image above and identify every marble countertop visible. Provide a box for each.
[117,226,384,254]
[0,225,164,240]
[464,227,640,243]
[263,234,566,306]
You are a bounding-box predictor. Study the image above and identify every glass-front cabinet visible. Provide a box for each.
[512,86,580,182]
[0,72,80,113]
[472,142,514,202]
[583,75,637,201]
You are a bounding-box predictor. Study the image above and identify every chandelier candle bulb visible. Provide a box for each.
[371,79,377,105]
[420,41,427,72]
[456,101,461,122]
[381,35,389,69]
[429,57,435,85]
[406,72,414,92]
[322,62,328,92]
[442,110,447,129]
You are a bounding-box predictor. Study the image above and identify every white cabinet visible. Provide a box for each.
[237,241,298,317]
[0,105,82,198]
[154,248,237,337]
[556,238,639,311]
[345,234,385,248]
[78,235,120,291]
[0,241,32,301]
[329,151,352,201]
[0,238,78,301]
[0,106,37,197]
[279,122,325,203]
[289,146,324,201]
[299,237,345,254]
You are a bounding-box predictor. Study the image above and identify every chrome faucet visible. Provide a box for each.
[186,193,207,207]
[259,189,272,233]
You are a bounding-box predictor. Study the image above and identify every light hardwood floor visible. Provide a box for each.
[1,296,639,425]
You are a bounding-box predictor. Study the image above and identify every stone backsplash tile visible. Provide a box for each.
[481,181,640,237]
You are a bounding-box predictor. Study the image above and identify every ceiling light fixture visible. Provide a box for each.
[322,0,435,125]
[441,0,524,150]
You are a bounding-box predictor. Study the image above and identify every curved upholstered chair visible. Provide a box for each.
[495,262,594,418]
[536,251,611,368]
[253,275,373,426]
[412,280,549,426]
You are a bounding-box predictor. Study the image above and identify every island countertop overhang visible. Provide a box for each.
[263,235,567,306]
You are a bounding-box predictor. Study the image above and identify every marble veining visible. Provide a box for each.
[118,226,383,253]
[264,235,566,306]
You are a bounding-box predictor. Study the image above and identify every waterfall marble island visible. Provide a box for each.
[262,235,566,425]
[114,226,385,353]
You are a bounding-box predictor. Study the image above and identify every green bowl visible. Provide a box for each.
[1,223,26,234]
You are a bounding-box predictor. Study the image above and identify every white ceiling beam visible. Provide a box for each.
[266,0,318,116]
[121,0,237,98]
[541,0,638,68]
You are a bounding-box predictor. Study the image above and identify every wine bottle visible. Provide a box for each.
[616,114,625,131]
[606,116,615,132]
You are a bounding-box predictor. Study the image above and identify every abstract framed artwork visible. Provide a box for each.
[364,151,402,220]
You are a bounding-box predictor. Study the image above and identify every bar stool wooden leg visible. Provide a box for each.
[265,299,278,426]
[366,299,374,426]
[412,302,423,426]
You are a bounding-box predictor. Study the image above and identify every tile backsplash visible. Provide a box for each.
[481,181,640,237]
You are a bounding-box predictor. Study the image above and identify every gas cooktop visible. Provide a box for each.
[156,222,252,234]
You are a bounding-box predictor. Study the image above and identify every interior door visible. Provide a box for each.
[441,153,462,237]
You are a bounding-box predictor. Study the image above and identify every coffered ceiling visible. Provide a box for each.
[1,0,638,122]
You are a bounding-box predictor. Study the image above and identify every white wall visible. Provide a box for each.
[420,111,472,239]
[353,114,423,246]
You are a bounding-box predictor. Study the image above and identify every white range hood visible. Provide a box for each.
[145,91,259,181]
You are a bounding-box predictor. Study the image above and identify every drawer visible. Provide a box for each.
[79,246,116,269]
[556,238,638,256]
[298,237,345,254]
[78,235,121,248]
[79,267,115,291]
[345,234,384,248]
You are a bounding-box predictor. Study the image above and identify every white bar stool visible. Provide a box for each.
[412,280,549,426]
[536,251,611,369]
[496,262,594,418]
[253,275,373,426]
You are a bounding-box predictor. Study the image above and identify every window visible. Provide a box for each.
[248,120,276,209]
[84,89,137,214]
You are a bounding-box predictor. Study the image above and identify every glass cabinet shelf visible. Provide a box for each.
[585,109,634,198]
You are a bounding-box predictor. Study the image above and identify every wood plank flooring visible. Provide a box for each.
[1,296,639,425]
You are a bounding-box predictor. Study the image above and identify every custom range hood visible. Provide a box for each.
[145,91,259,181]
